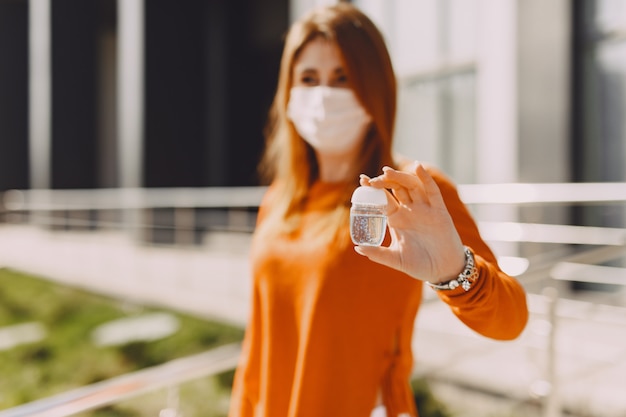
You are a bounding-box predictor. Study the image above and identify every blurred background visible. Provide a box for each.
[0,0,625,416]
[1,0,624,193]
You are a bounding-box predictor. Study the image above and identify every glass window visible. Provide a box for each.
[572,0,626,227]
[355,0,478,183]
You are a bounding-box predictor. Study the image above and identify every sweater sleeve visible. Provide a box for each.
[429,167,529,340]
[228,277,262,416]
[228,190,275,417]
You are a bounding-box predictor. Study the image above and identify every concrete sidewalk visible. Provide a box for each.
[0,224,625,417]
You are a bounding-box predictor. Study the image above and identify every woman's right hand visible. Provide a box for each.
[354,163,466,284]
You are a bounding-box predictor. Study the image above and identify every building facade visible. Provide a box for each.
[0,0,623,227]
[0,0,288,190]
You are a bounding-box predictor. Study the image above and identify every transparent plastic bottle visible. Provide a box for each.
[350,186,387,246]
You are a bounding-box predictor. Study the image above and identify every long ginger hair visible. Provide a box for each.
[256,3,398,243]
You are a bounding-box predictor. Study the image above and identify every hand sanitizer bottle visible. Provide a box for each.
[350,186,387,246]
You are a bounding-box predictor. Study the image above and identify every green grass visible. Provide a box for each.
[0,267,244,415]
[412,378,454,417]
[0,267,468,417]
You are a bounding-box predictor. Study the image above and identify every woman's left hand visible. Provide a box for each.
[354,163,466,283]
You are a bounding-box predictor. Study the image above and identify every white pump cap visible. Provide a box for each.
[350,186,387,206]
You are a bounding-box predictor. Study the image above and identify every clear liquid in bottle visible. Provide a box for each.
[350,210,387,246]
[350,186,387,246]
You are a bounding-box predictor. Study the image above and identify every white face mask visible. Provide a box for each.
[286,86,372,155]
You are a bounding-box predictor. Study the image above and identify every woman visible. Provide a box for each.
[228,3,528,417]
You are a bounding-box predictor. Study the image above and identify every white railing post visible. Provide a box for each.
[174,207,195,247]
[158,385,181,417]
[542,286,561,417]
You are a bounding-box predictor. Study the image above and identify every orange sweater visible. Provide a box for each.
[229,167,528,417]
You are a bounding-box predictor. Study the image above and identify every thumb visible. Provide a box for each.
[354,245,395,269]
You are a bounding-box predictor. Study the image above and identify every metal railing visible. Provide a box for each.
[0,343,241,417]
[1,187,268,212]
[1,182,625,417]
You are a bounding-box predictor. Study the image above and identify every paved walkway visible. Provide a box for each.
[1,224,625,417]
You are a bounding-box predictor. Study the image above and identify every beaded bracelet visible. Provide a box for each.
[426,246,479,292]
